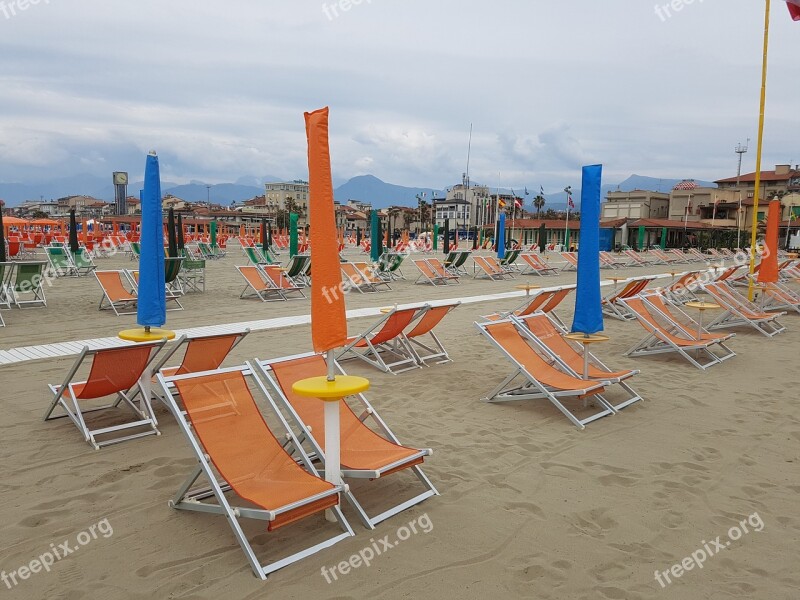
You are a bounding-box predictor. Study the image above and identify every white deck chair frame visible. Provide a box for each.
[702,283,787,337]
[156,364,354,580]
[619,295,737,370]
[336,306,427,373]
[253,354,438,530]
[44,341,166,449]
[513,313,644,412]
[474,318,616,430]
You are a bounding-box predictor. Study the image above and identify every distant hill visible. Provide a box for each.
[0,172,719,209]
[334,175,444,209]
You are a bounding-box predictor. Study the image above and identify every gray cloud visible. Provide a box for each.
[0,0,797,193]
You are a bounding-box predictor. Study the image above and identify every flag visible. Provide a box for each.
[514,198,522,209]
[540,186,544,195]
[788,0,800,20]
[524,186,529,196]
[567,195,575,209]
[498,198,506,208]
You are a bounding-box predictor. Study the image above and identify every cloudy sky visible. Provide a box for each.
[1,1,798,192]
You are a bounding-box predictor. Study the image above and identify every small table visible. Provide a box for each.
[516,284,540,296]
[563,333,610,379]
[684,301,720,339]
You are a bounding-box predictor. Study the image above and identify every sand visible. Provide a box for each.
[0,246,798,600]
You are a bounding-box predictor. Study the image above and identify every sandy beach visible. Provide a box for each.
[1,247,798,600]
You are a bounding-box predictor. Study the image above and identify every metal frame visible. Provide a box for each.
[7,261,48,308]
[253,354,438,530]
[703,282,786,337]
[474,318,616,430]
[236,265,294,302]
[156,364,354,580]
[95,270,138,316]
[512,313,643,412]
[336,306,426,374]
[44,340,166,449]
[402,301,460,366]
[44,246,79,277]
[620,295,737,370]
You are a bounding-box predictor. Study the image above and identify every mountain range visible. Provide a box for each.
[0,173,717,210]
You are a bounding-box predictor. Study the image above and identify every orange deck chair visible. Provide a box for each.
[475,318,615,429]
[516,313,643,411]
[601,277,654,321]
[156,366,353,579]
[336,306,425,373]
[473,255,512,280]
[702,282,787,337]
[520,253,559,276]
[255,354,437,529]
[45,340,167,448]
[402,301,460,365]
[413,258,459,285]
[237,265,291,301]
[619,295,737,370]
[94,270,138,316]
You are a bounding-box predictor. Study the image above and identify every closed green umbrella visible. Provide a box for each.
[167,208,178,258]
[68,209,79,254]
[433,223,439,251]
[443,219,450,254]
[0,209,5,262]
[637,225,646,250]
[356,226,361,247]
[370,210,381,262]
[538,223,547,253]
[177,214,185,251]
[289,213,299,257]
[261,218,268,253]
[210,220,217,249]
[660,226,668,250]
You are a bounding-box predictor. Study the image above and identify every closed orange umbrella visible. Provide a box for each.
[305,107,347,353]
[757,199,781,284]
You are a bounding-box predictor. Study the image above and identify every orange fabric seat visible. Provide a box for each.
[174,371,338,531]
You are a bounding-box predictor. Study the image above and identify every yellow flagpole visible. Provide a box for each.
[748,0,772,302]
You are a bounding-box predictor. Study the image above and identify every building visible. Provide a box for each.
[715,164,800,201]
[603,190,670,220]
[264,180,310,225]
[443,183,491,228]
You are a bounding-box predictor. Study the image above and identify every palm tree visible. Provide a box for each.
[533,194,546,218]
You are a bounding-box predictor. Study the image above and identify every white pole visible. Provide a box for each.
[323,349,341,522]
[737,192,743,249]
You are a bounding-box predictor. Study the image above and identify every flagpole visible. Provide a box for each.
[737,191,743,249]
[748,0,772,302]
[563,186,572,251]
[495,172,501,250]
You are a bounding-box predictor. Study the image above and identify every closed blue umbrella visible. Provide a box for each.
[137,152,166,330]
[571,164,604,335]
[497,213,506,259]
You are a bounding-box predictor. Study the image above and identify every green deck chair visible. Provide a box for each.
[71,249,97,276]
[9,261,47,308]
[45,246,77,277]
